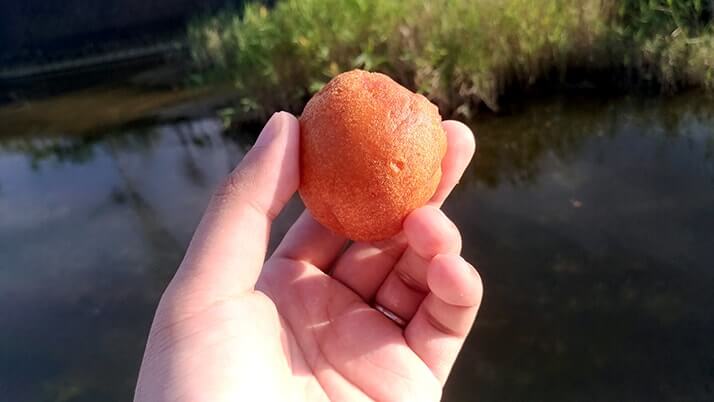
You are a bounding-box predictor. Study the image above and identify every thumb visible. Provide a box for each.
[173,111,299,299]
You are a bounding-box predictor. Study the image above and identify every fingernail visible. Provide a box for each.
[254,112,285,148]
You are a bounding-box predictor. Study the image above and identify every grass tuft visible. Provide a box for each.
[188,0,714,118]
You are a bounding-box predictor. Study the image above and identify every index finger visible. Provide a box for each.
[273,120,475,270]
[429,120,476,207]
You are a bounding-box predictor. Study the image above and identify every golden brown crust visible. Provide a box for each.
[299,69,447,241]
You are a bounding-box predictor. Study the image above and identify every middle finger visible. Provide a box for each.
[329,121,476,299]
[372,207,462,321]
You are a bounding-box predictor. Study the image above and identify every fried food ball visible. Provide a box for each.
[299,69,447,241]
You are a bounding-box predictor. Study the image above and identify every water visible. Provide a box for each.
[1,93,713,401]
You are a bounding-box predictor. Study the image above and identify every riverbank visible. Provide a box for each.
[0,84,239,138]
[188,0,714,118]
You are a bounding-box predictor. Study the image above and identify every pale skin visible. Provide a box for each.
[134,112,482,402]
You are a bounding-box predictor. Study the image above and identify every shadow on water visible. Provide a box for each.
[446,93,714,401]
[468,93,714,188]
[0,92,713,401]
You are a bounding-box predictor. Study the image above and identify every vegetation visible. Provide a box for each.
[187,0,713,118]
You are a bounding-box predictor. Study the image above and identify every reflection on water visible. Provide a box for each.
[1,94,713,401]
[0,87,215,137]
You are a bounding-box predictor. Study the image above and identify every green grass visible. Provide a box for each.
[187,0,714,118]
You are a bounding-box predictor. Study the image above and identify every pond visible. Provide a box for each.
[1,92,713,401]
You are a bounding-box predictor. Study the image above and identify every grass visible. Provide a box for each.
[187,0,714,118]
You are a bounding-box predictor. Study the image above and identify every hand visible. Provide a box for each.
[134,112,482,402]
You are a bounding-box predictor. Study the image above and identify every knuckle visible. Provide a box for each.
[470,264,484,297]
[432,212,461,254]
[213,165,253,203]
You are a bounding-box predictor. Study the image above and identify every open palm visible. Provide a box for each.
[135,112,481,402]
